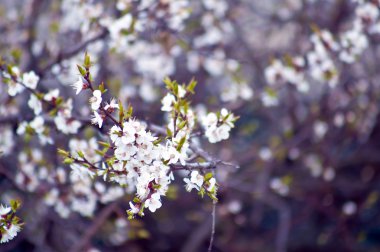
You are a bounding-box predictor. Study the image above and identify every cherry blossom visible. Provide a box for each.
[22,71,39,89]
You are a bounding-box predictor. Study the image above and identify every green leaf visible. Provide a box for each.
[77,151,85,159]
[126,105,133,119]
[164,77,173,90]
[98,141,111,148]
[173,82,179,97]
[63,157,74,165]
[118,101,124,122]
[198,187,205,198]
[77,64,86,76]
[99,82,107,93]
[138,203,145,217]
[176,136,187,151]
[57,148,69,157]
[84,52,91,69]
[95,149,106,156]
[177,120,187,130]
[153,138,162,145]
[10,199,21,212]
[49,108,58,117]
[7,65,14,76]
[204,172,213,181]
[10,49,22,63]
[166,127,172,138]
[186,78,197,94]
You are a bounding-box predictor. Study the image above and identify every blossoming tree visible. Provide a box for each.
[1,0,380,251]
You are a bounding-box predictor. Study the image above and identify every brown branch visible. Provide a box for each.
[208,201,217,252]
[39,29,108,75]
[69,201,118,252]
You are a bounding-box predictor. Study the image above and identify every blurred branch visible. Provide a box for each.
[261,195,291,252]
[23,0,45,71]
[69,201,118,252]
[181,213,213,252]
[39,29,108,75]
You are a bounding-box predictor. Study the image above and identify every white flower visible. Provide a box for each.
[184,178,198,192]
[265,60,287,85]
[16,122,27,135]
[44,189,59,206]
[0,223,21,243]
[55,200,70,218]
[162,143,181,164]
[114,144,137,161]
[129,202,140,215]
[90,90,102,110]
[136,172,153,198]
[202,109,235,143]
[205,124,231,143]
[121,121,137,144]
[108,13,133,39]
[0,204,11,216]
[44,89,60,102]
[116,0,131,11]
[30,116,45,135]
[139,82,158,102]
[183,171,206,192]
[161,93,175,111]
[5,66,24,96]
[207,177,216,192]
[202,113,218,128]
[91,111,103,128]
[28,94,42,115]
[178,85,186,98]
[356,3,379,26]
[70,164,96,180]
[100,187,124,203]
[261,90,279,107]
[22,71,39,89]
[307,49,338,87]
[0,127,14,156]
[71,76,85,95]
[339,29,368,64]
[109,125,122,144]
[104,98,119,111]
[190,170,204,188]
[145,193,162,212]
[54,112,81,134]
[311,30,340,51]
[7,81,24,97]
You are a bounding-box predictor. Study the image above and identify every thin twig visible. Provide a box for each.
[208,201,217,252]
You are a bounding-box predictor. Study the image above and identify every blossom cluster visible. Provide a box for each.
[49,59,231,219]
[1,64,82,140]
[201,108,238,143]
[0,201,22,244]
[262,0,380,106]
[42,0,252,105]
[0,0,377,249]
[109,120,174,215]
[0,49,236,226]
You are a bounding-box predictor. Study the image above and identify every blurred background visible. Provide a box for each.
[1,0,380,251]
